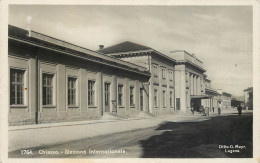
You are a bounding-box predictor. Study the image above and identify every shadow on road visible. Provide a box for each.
[140,114,253,158]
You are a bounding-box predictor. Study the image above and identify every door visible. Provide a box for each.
[104,83,110,112]
[140,88,144,111]
[176,98,180,110]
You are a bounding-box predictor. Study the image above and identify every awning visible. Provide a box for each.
[190,95,210,99]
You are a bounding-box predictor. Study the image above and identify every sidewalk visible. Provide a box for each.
[8,109,243,152]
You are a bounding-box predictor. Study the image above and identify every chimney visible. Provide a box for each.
[99,45,104,50]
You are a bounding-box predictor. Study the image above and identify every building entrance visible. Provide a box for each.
[191,98,201,112]
[140,88,144,111]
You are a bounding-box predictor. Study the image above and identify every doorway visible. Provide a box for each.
[140,88,144,111]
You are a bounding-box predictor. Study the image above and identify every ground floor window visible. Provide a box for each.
[154,89,158,107]
[104,83,110,107]
[42,73,54,105]
[163,90,166,107]
[170,91,173,107]
[118,85,123,106]
[130,86,134,106]
[68,77,77,106]
[88,80,95,106]
[10,69,25,105]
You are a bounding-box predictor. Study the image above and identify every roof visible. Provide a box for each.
[243,87,253,92]
[8,25,150,76]
[98,41,176,64]
[222,92,232,96]
[98,41,152,54]
[205,87,220,95]
[170,50,206,72]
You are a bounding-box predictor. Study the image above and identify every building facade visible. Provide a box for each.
[217,90,232,108]
[201,76,220,110]
[98,41,176,116]
[244,87,253,110]
[8,25,234,126]
[169,51,207,113]
[8,26,151,125]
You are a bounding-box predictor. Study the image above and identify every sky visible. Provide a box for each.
[9,5,253,96]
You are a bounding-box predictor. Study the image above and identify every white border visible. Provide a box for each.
[1,1,259,163]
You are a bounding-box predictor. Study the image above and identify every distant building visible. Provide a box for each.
[231,98,244,108]
[217,89,232,108]
[244,87,253,110]
[201,76,220,110]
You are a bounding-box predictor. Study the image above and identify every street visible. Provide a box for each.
[9,112,253,158]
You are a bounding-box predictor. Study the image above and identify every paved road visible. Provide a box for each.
[9,112,252,158]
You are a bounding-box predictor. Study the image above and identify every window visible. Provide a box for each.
[170,91,173,107]
[186,72,189,82]
[68,77,77,106]
[88,80,95,106]
[130,86,134,106]
[169,70,173,81]
[10,69,24,105]
[153,65,158,77]
[104,83,110,107]
[163,90,166,107]
[43,74,54,105]
[162,68,166,79]
[118,85,123,106]
[154,89,158,107]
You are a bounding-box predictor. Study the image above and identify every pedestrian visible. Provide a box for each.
[207,107,210,117]
[212,107,215,113]
[218,107,221,116]
[237,105,242,116]
[190,106,194,115]
[202,106,206,116]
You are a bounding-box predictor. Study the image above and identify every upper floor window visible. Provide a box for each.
[88,80,95,106]
[118,85,124,106]
[10,69,24,105]
[130,86,134,106]
[68,77,77,106]
[43,73,54,105]
[162,68,166,79]
[169,70,174,81]
[153,65,158,77]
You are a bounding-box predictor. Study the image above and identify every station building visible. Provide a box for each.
[217,90,232,108]
[8,25,231,125]
[8,25,151,125]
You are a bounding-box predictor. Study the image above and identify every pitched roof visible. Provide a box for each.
[243,87,253,92]
[222,92,232,96]
[8,25,150,76]
[98,41,152,54]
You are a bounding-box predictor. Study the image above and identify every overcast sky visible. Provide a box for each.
[9,5,253,96]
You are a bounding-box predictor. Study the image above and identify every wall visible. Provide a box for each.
[150,54,175,116]
[175,63,205,113]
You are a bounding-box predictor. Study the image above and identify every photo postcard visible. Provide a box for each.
[0,0,259,163]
